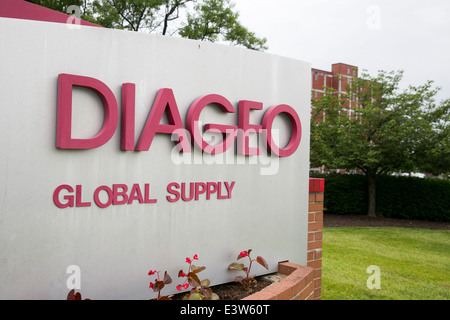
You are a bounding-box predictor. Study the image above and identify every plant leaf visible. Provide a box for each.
[256,256,268,269]
[201,279,210,287]
[189,292,203,300]
[234,276,245,283]
[153,280,165,292]
[191,265,206,274]
[228,262,245,271]
[210,293,220,300]
[201,287,212,297]
[163,271,172,284]
[187,272,201,287]
[67,289,75,300]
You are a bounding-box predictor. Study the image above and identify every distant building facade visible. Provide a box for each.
[311,63,359,122]
[310,63,360,174]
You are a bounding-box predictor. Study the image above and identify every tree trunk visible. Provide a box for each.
[367,172,377,217]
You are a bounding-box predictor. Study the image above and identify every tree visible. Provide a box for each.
[89,0,164,31]
[179,0,268,51]
[25,0,267,51]
[311,70,450,217]
[412,97,450,177]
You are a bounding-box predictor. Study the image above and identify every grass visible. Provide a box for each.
[322,227,450,300]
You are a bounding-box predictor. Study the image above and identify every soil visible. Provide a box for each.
[170,274,279,300]
[170,214,449,300]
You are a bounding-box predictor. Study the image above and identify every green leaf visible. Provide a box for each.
[189,292,203,300]
[228,262,245,271]
[201,279,211,287]
[210,293,220,300]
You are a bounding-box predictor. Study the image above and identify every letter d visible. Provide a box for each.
[56,73,118,149]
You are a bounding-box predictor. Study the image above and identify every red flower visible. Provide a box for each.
[148,270,156,276]
[240,251,248,258]
[149,282,154,289]
[179,271,186,277]
[183,283,189,289]
[176,285,182,291]
[193,254,198,260]
[186,257,191,264]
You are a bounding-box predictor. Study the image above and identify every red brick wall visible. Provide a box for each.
[243,178,324,300]
[307,178,324,300]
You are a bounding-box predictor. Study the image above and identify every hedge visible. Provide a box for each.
[311,174,450,222]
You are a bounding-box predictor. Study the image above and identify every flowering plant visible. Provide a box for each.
[67,289,90,300]
[148,270,173,300]
[177,254,219,300]
[228,249,268,290]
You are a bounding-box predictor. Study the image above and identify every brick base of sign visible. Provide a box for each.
[307,178,324,300]
[243,178,324,300]
[242,262,315,300]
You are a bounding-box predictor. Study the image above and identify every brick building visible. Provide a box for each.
[311,63,360,174]
[312,62,358,95]
[311,63,359,122]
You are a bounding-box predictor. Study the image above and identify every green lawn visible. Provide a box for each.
[322,227,450,300]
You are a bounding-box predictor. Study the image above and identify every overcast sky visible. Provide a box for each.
[233,0,450,102]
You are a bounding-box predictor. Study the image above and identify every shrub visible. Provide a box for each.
[377,176,450,222]
[312,174,367,215]
[311,173,450,222]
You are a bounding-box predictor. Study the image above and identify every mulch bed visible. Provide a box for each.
[170,275,274,300]
[207,276,274,300]
[324,214,450,230]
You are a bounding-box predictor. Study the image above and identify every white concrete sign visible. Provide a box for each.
[0,17,311,299]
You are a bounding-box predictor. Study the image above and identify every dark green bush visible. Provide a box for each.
[311,174,367,215]
[377,176,450,222]
[311,173,450,222]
